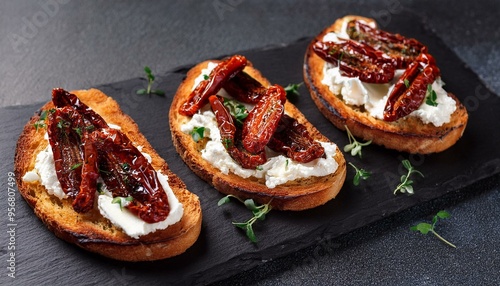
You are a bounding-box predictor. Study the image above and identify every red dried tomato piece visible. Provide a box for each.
[313,40,396,84]
[222,71,267,103]
[346,20,427,69]
[180,55,247,116]
[268,114,325,163]
[383,53,441,121]
[241,85,286,154]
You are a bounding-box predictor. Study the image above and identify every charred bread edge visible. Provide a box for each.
[303,15,468,154]
[170,60,346,211]
[14,88,202,261]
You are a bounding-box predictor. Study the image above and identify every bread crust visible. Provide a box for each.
[304,15,468,154]
[170,60,346,211]
[14,89,202,261]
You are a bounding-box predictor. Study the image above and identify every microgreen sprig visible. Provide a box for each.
[137,66,165,96]
[425,84,438,107]
[284,82,303,97]
[218,195,272,243]
[223,98,248,126]
[393,159,424,195]
[190,126,206,142]
[343,125,372,158]
[411,210,456,248]
[348,162,371,186]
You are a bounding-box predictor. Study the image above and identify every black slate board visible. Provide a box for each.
[1,11,499,286]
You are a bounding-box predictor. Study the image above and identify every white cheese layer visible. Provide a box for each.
[320,32,456,127]
[181,62,339,188]
[22,131,183,238]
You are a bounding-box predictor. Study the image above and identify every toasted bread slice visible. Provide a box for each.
[14,88,202,261]
[304,15,468,154]
[170,59,346,211]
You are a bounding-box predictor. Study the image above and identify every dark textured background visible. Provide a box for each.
[1,1,499,285]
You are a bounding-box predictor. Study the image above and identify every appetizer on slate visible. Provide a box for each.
[170,55,346,211]
[304,15,468,154]
[15,88,201,261]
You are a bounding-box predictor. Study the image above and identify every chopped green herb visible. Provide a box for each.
[223,98,248,126]
[190,126,205,143]
[96,182,104,194]
[218,194,272,243]
[343,125,372,158]
[222,138,233,149]
[425,84,438,106]
[256,165,263,171]
[85,125,95,131]
[393,159,424,195]
[348,162,371,186]
[70,162,82,170]
[203,74,210,80]
[404,79,410,88]
[112,196,134,210]
[411,210,456,248]
[285,159,289,171]
[284,82,303,97]
[73,127,83,138]
[137,66,165,96]
[33,111,48,130]
[120,163,130,172]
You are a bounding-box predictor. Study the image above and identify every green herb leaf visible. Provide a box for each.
[410,210,456,248]
[190,126,205,143]
[136,88,147,95]
[73,127,83,138]
[70,162,82,170]
[256,165,263,171]
[137,66,165,96]
[348,162,371,186]
[343,125,371,158]
[284,82,303,97]
[404,79,410,88]
[217,196,231,206]
[223,98,248,126]
[425,84,438,106]
[203,74,210,80]
[393,159,424,195]
[219,194,272,243]
[97,182,104,194]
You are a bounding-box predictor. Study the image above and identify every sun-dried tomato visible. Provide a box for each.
[242,85,286,154]
[384,53,441,121]
[346,20,427,69]
[313,40,396,83]
[180,55,247,116]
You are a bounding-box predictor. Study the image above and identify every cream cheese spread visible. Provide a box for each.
[180,62,339,188]
[320,31,456,127]
[22,128,183,238]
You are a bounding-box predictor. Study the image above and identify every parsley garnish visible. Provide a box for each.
[203,74,210,80]
[223,98,248,126]
[73,127,83,138]
[70,162,82,170]
[34,110,49,131]
[425,84,438,106]
[348,162,371,186]
[411,210,456,248]
[343,125,371,158]
[284,82,303,97]
[222,138,233,149]
[404,79,410,88]
[393,159,424,195]
[112,196,134,210]
[218,195,272,243]
[190,126,206,143]
[137,66,165,96]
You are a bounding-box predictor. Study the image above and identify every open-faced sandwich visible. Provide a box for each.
[170,55,346,211]
[15,88,202,261]
[304,15,468,154]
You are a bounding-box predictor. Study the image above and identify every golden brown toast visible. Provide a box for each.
[304,15,468,154]
[15,88,202,261]
[170,60,346,211]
